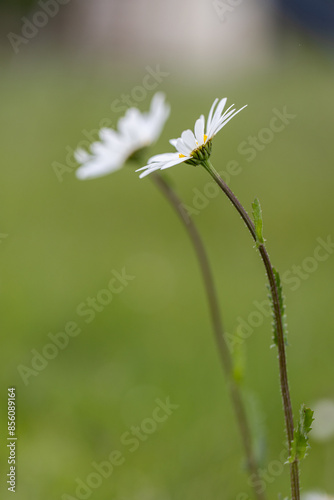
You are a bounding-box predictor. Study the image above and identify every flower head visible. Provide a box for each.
[309,399,334,442]
[136,97,247,178]
[75,92,170,180]
[302,493,334,500]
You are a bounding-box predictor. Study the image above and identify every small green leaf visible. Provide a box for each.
[303,407,314,434]
[252,198,265,247]
[288,405,314,463]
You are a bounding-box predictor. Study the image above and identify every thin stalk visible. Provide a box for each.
[202,158,300,500]
[151,172,267,500]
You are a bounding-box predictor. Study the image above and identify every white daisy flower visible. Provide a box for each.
[302,492,334,500]
[75,92,170,180]
[136,97,247,178]
[310,399,334,442]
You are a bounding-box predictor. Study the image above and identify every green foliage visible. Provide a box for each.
[268,268,288,346]
[1,54,334,498]
[288,405,314,463]
[252,198,265,247]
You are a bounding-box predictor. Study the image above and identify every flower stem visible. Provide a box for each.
[201,159,300,500]
[151,172,267,500]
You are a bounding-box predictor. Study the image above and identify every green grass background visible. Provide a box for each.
[1,48,334,499]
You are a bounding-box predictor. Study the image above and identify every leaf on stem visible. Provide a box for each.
[288,404,314,463]
[252,198,265,247]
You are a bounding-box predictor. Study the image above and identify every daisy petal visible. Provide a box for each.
[99,127,117,142]
[139,164,164,178]
[169,138,178,148]
[147,92,170,142]
[206,98,219,133]
[212,105,247,136]
[176,138,192,156]
[208,97,227,134]
[222,104,235,118]
[181,129,197,151]
[208,107,237,137]
[194,116,205,145]
[160,156,190,169]
[149,91,164,113]
[148,152,181,163]
[76,155,124,180]
[75,148,90,163]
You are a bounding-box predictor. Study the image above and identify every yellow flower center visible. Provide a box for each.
[178,135,208,159]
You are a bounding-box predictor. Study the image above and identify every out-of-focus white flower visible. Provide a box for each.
[136,97,246,178]
[303,492,334,500]
[75,92,170,180]
[310,399,334,442]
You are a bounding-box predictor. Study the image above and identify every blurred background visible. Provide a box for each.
[1,0,334,499]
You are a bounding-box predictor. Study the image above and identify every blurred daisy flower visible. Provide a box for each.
[136,97,246,178]
[310,399,334,442]
[75,92,170,180]
[303,492,334,500]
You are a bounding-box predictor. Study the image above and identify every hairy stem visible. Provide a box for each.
[202,159,300,500]
[152,172,267,500]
